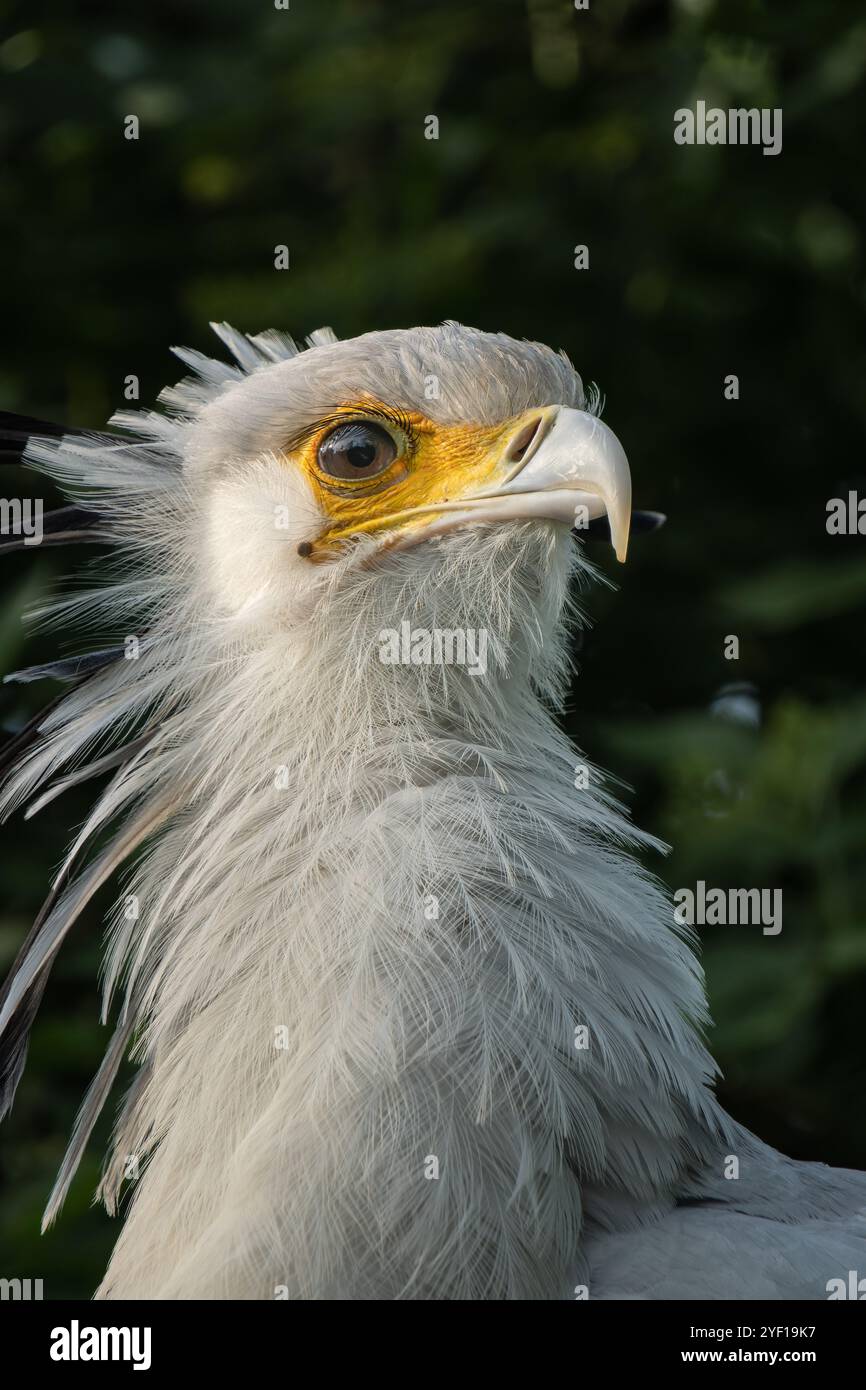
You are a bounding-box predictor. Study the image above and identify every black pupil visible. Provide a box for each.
[347,439,376,469]
[319,421,395,478]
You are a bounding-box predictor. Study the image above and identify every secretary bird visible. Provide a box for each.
[0,322,864,1300]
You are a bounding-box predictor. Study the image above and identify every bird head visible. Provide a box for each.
[174,323,632,635]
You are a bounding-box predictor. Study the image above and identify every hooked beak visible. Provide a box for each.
[472,405,633,563]
[380,405,634,563]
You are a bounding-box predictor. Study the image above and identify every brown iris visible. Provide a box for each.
[316,420,397,482]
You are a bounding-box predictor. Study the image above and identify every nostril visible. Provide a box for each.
[507,415,544,465]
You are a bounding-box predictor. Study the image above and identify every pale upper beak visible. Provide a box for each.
[389,405,633,563]
[474,405,633,562]
[483,405,633,564]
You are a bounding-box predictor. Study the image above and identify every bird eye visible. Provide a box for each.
[316,420,398,481]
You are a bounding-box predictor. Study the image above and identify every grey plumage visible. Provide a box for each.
[0,793,176,1120]
[585,1132,866,1299]
[4,648,124,684]
[41,1011,137,1232]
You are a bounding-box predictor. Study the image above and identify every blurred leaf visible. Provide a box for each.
[719,558,866,631]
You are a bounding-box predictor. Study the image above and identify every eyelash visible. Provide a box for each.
[284,406,415,458]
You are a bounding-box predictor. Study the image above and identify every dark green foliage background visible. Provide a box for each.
[1,0,865,1297]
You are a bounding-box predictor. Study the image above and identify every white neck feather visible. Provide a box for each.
[81,523,723,1299]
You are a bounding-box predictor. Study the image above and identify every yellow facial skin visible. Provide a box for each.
[283,398,525,559]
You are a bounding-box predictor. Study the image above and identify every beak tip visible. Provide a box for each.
[612,509,631,564]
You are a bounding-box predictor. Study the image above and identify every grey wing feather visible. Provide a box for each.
[584,1128,866,1300]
